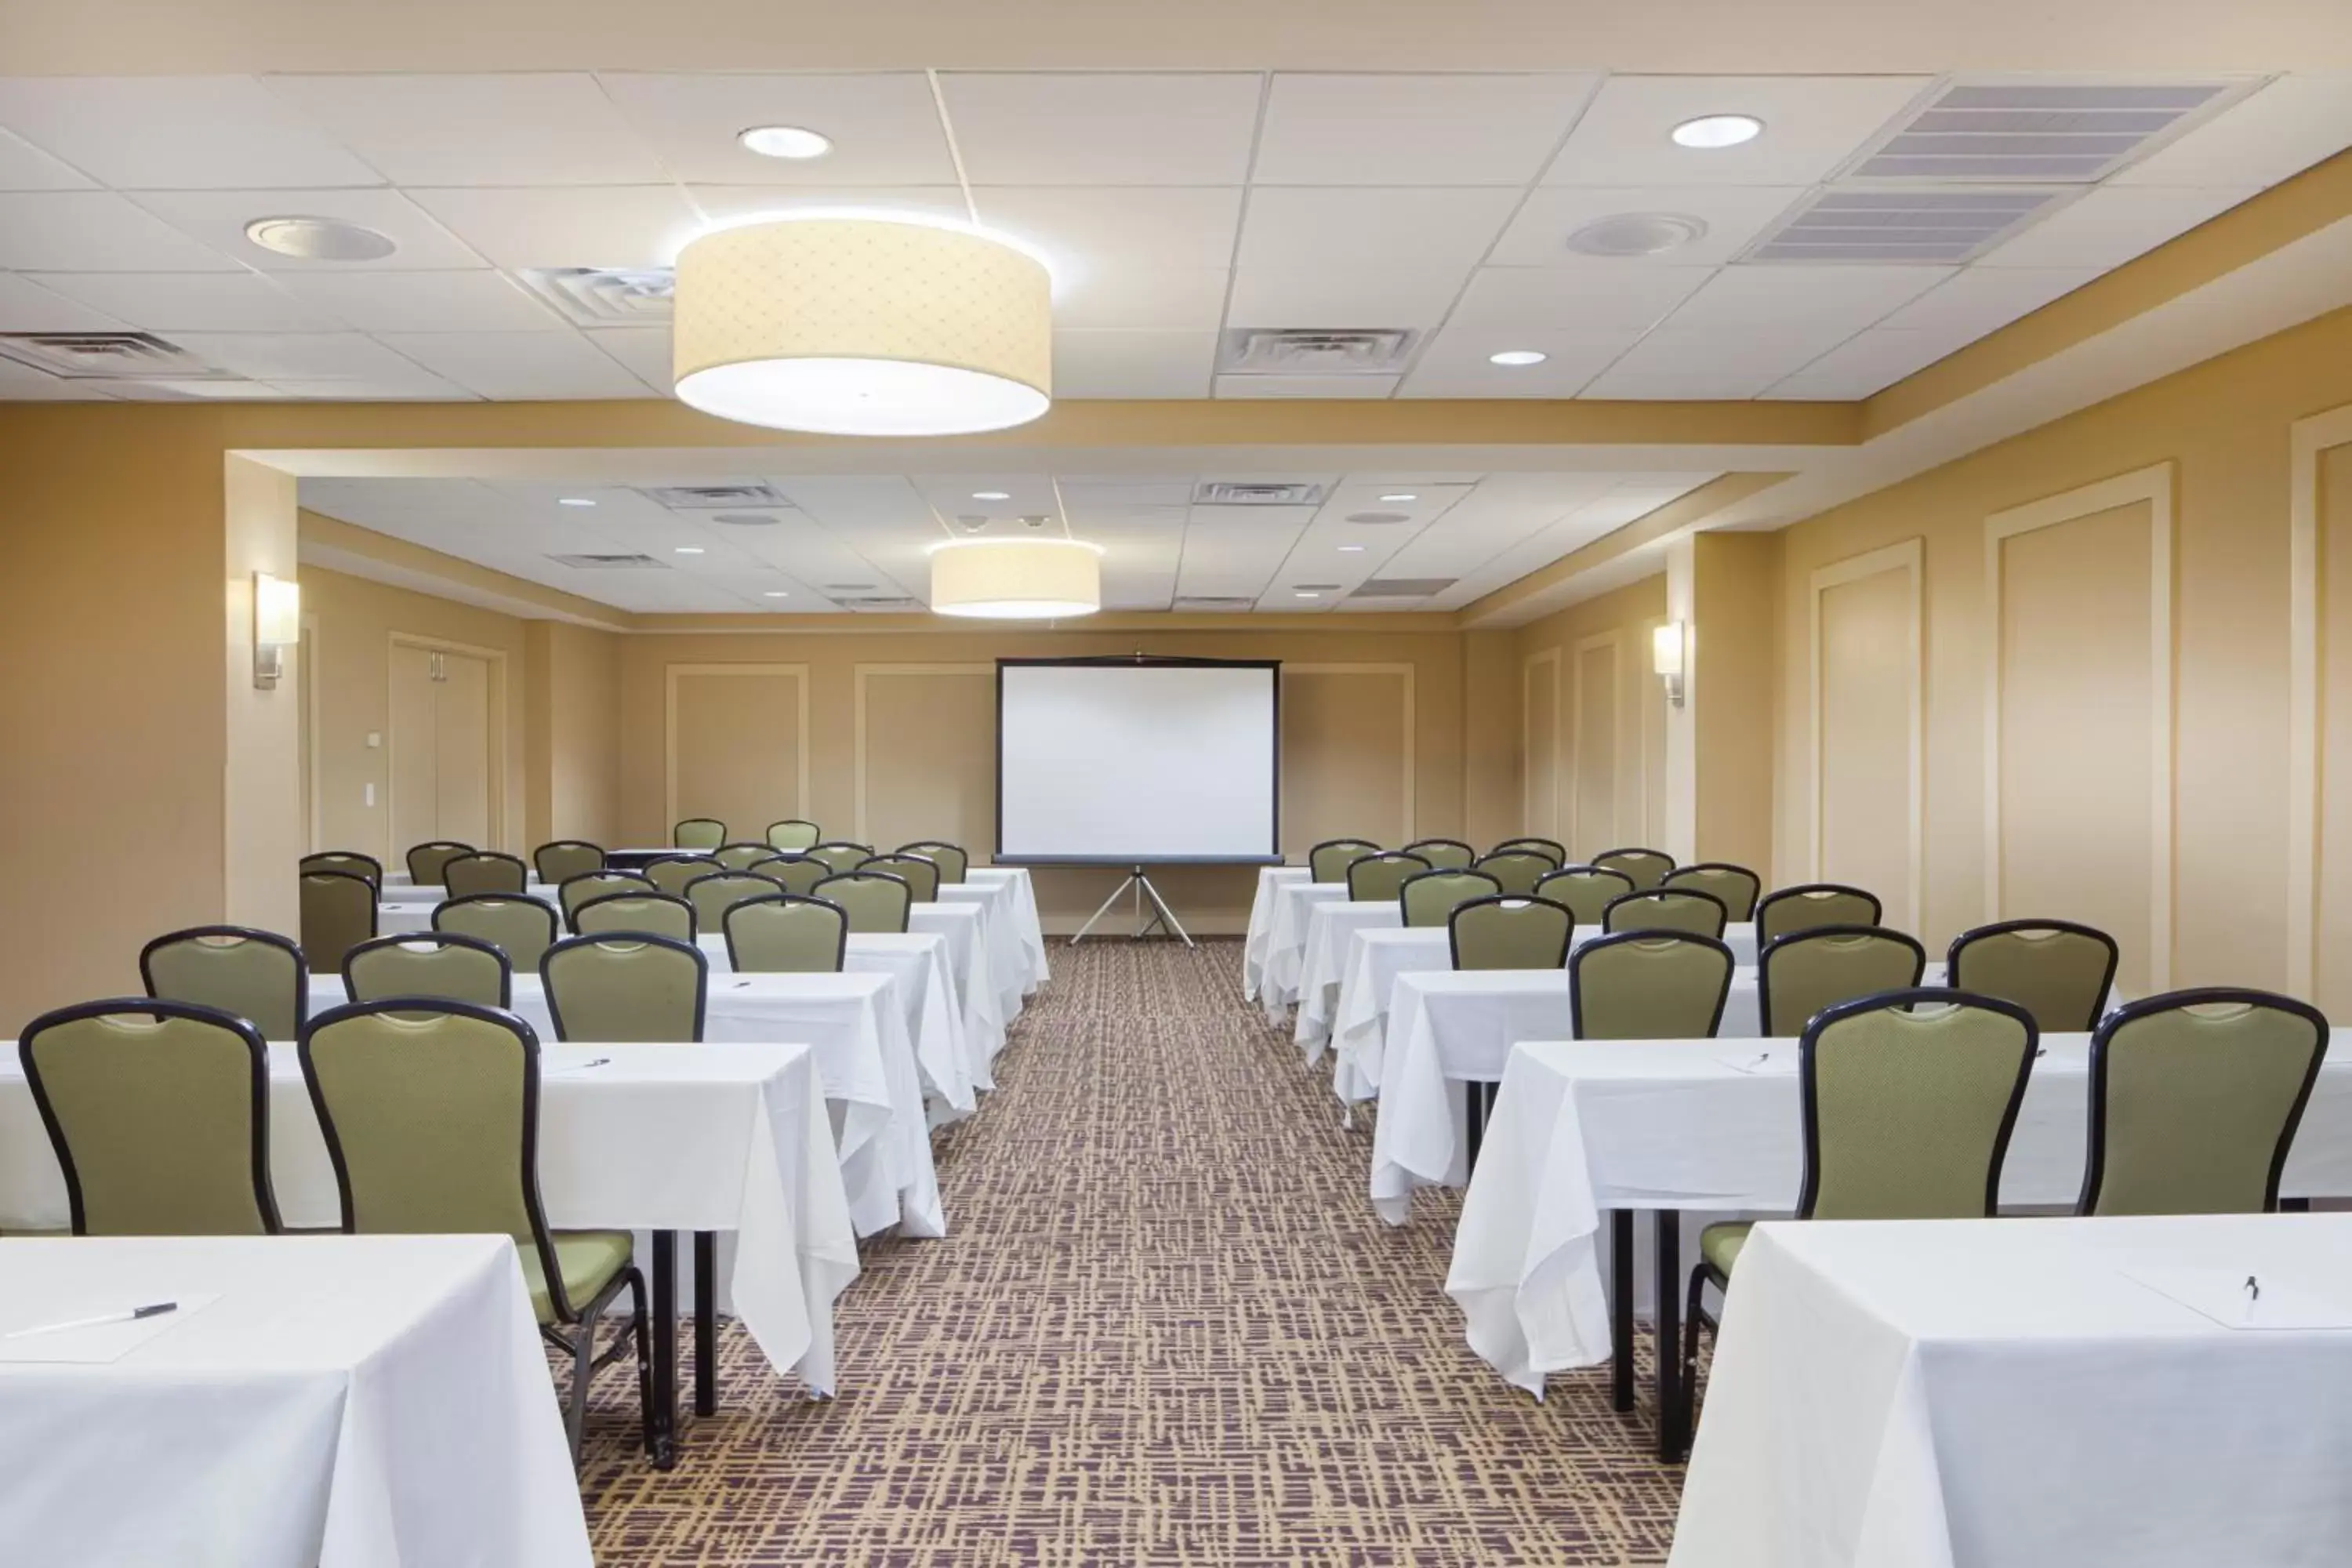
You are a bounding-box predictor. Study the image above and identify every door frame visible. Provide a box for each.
[385,631,513,858]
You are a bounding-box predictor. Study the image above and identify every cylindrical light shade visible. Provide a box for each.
[672,216,1053,437]
[929,539,1104,619]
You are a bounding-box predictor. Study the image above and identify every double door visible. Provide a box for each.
[390,642,495,856]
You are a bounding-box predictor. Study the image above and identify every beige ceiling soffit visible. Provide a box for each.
[627,610,1468,636]
[1457,471,1794,630]
[1866,147,2352,440]
[296,510,637,631]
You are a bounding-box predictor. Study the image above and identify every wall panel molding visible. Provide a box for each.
[1521,648,1559,840]
[1571,630,1623,856]
[662,662,811,834]
[1289,662,1417,845]
[2288,402,2352,999]
[1808,538,1923,934]
[852,662,993,847]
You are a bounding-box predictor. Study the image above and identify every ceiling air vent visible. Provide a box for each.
[1173,595,1258,612]
[1350,578,1457,599]
[0,331,228,381]
[837,595,923,612]
[1192,481,1327,507]
[641,482,791,510]
[1344,510,1414,525]
[517,267,675,325]
[1744,188,2066,264]
[710,511,782,526]
[1217,328,1417,377]
[1845,81,2238,183]
[547,553,668,569]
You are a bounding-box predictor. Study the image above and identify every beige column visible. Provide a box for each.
[1664,531,1781,878]
[222,453,303,933]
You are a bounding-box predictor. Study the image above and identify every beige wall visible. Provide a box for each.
[524,620,623,850]
[1512,576,1671,858]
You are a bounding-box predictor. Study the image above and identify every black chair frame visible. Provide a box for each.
[1661,862,1762,922]
[433,891,561,956]
[1756,881,1884,940]
[1946,917,2120,1034]
[536,932,711,1044]
[531,840,606,882]
[1345,851,1431,902]
[809,870,913,934]
[568,889,698,941]
[1443,893,1576,971]
[722,893,851,974]
[1755,923,1926,1040]
[1568,930,1736,1040]
[404,840,476,885]
[300,851,384,891]
[341,929,514,1009]
[557,869,658,930]
[1602,887,1730,938]
[138,924,309,1035]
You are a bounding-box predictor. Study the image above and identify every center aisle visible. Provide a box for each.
[578,941,1684,1564]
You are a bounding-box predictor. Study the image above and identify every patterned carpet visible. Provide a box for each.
[575,940,1685,1564]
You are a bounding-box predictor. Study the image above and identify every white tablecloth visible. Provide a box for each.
[1294,899,1403,1050]
[1259,880,1350,1022]
[938,879,1030,1022]
[698,931,977,1120]
[0,1234,589,1568]
[1671,1214,2352,1568]
[965,867,1050,991]
[1243,866,1312,1000]
[0,1042,862,1394]
[913,902,1004,1077]
[1447,1032,2352,1396]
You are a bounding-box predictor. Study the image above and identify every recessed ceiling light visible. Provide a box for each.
[763,590,790,597]
[1294,590,1321,599]
[674,546,706,554]
[1566,212,1709,258]
[1380,492,1417,503]
[1490,350,1548,367]
[242,215,398,262]
[739,125,833,160]
[557,497,597,508]
[1337,544,1367,554]
[1671,114,1763,150]
[971,490,1011,501]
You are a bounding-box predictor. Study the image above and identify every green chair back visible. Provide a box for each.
[812,871,912,934]
[862,853,942,902]
[300,851,382,894]
[532,840,604,885]
[898,841,971,883]
[298,1000,585,1321]
[1449,895,1575,971]
[572,891,696,944]
[443,851,528,899]
[1534,866,1636,927]
[1570,932,1736,1040]
[1402,838,1476,871]
[558,869,654,927]
[684,870,784,933]
[1800,989,2038,1221]
[1603,888,1729,939]
[299,870,377,971]
[1490,837,1567,867]
[807,842,874,876]
[1756,883,1882,944]
[644,855,719,898]
[725,895,849,974]
[758,855,833,898]
[1399,869,1501,928]
[1947,920,2119,1035]
[540,935,708,1043]
[673,818,728,851]
[766,819,822,851]
[140,925,304,1040]
[19,1000,281,1236]
[405,840,474,887]
[2080,989,2328,1217]
[1473,850,1555,897]
[713,843,779,871]
[1761,926,1926,1039]
[433,894,559,971]
[1309,838,1381,884]
[1661,862,1762,923]
[1347,851,1429,903]
[1593,847,1675,891]
[343,932,511,1010]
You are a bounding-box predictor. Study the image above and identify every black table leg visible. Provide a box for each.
[1653,1211,1684,1463]
[694,1230,717,1417]
[1610,1210,1635,1414]
[1465,1082,1485,1174]
[651,1230,679,1470]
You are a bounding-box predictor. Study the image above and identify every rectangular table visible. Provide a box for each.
[913,902,1004,1078]
[1258,880,1351,1024]
[1671,1214,2352,1568]
[937,878,1031,1022]
[1446,1032,2352,1461]
[0,1234,590,1567]
[964,866,1050,993]
[1243,865,1312,1001]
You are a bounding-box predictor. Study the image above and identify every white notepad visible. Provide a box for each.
[0,1292,221,1364]
[2124,1269,2352,1332]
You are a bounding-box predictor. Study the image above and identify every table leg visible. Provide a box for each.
[694,1231,717,1417]
[651,1230,679,1470]
[1610,1210,1635,1414]
[1464,1083,1484,1174]
[1653,1211,1684,1463]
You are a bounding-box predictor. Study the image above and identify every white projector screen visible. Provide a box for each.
[996,659,1279,864]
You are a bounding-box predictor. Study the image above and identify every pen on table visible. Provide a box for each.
[2245,1274,2260,1302]
[6,1301,178,1339]
[1747,1051,1770,1069]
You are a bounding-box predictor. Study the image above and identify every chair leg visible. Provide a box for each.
[1680,1268,1711,1452]
[563,1323,593,1465]
[625,1267,656,1461]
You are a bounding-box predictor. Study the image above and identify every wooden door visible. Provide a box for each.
[434,650,494,848]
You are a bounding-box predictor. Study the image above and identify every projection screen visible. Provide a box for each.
[996,658,1280,864]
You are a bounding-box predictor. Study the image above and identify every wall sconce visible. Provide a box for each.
[252,571,301,689]
[1653,619,1688,708]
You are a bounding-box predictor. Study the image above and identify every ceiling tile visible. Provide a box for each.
[1214,374,1398,398]
[938,73,1263,185]
[1446,265,1711,332]
[1976,184,2257,270]
[408,186,703,270]
[1225,264,1472,330]
[1762,328,1955,399]
[1543,74,1931,187]
[0,191,241,270]
[1051,267,1229,331]
[1490,184,1803,267]
[0,75,383,189]
[1236,186,1519,278]
[267,374,477,400]
[1662,263,1951,337]
[583,327,673,391]
[167,332,437,382]
[1251,73,1596,186]
[685,185,969,230]
[372,330,650,399]
[598,71,958,187]
[1875,266,2099,337]
[266,73,670,187]
[0,271,128,331]
[971,186,1243,275]
[1398,328,1628,397]
[2111,74,2352,189]
[1051,329,1216,397]
[0,125,96,191]
[0,359,111,398]
[273,270,567,332]
[25,271,338,332]
[128,187,490,270]
[1581,325,1849,398]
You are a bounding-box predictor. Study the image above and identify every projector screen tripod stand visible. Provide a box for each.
[1071,865,1196,948]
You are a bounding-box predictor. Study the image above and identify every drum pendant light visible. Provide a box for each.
[671,215,1053,437]
[927,538,1103,619]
